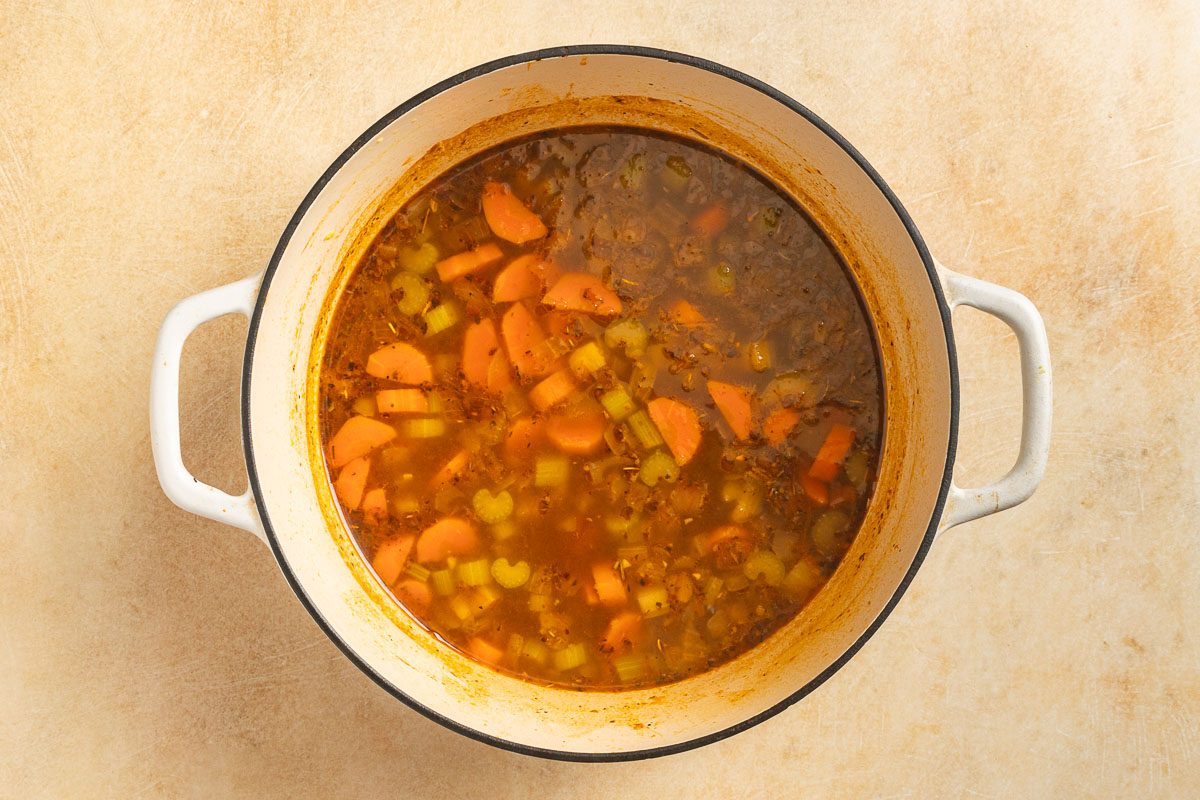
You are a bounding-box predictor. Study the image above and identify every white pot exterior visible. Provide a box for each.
[151,47,1052,760]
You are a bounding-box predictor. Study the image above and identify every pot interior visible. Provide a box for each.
[246,49,953,757]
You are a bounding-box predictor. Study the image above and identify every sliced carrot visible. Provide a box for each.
[501,302,554,378]
[545,406,607,455]
[808,423,856,481]
[435,242,504,282]
[705,524,752,553]
[492,254,545,302]
[763,407,803,447]
[375,388,429,415]
[801,474,830,506]
[647,397,702,466]
[529,369,577,411]
[504,417,544,464]
[462,318,502,388]
[361,487,388,524]
[430,449,470,490]
[333,456,370,509]
[830,484,858,506]
[365,342,433,384]
[371,533,414,585]
[667,299,706,326]
[394,578,433,614]
[467,636,505,665]
[486,348,515,393]
[707,380,754,441]
[592,562,628,606]
[600,611,642,654]
[328,416,396,468]
[416,517,480,563]
[690,201,730,238]
[481,181,548,244]
[542,273,622,316]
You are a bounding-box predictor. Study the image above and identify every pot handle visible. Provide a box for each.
[936,262,1052,531]
[150,273,265,541]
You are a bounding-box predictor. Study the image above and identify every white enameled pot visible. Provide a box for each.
[150,46,1052,761]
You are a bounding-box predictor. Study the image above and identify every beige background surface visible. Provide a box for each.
[2,1,1198,797]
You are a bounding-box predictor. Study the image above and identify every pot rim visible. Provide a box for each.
[240,44,960,762]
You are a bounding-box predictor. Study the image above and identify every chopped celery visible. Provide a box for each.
[707,261,736,296]
[399,241,439,274]
[782,559,822,601]
[404,417,445,438]
[404,562,431,581]
[638,450,680,487]
[490,557,531,589]
[430,569,456,596]
[812,510,849,556]
[472,488,514,524]
[351,395,377,417]
[603,317,648,358]
[605,514,640,535]
[627,410,664,449]
[619,153,646,190]
[742,550,785,586]
[703,576,724,606]
[391,495,419,516]
[568,341,607,377]
[522,639,550,665]
[472,584,501,611]
[613,653,647,682]
[636,585,669,617]
[552,643,587,671]
[534,455,570,487]
[448,594,474,621]
[843,449,870,487]
[491,520,517,541]
[747,339,772,373]
[392,272,431,316]
[599,386,636,421]
[662,156,692,192]
[423,302,461,335]
[457,558,491,587]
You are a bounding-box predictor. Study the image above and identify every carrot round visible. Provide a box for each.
[430,449,470,491]
[435,242,504,282]
[545,407,607,455]
[492,254,545,302]
[416,517,480,563]
[375,388,428,415]
[808,423,856,481]
[707,380,753,441]
[394,578,433,614]
[361,487,388,523]
[592,562,628,606]
[481,181,548,244]
[763,407,803,447]
[328,415,396,468]
[667,299,706,326]
[529,369,577,411]
[467,636,506,664]
[801,474,830,506]
[504,417,544,464]
[542,273,622,316]
[647,397,702,466]
[334,456,370,509]
[462,318,502,388]
[371,533,414,585]
[690,201,730,239]
[501,302,554,378]
[365,342,433,384]
[600,611,642,654]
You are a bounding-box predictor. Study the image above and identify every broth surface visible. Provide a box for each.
[319,126,883,689]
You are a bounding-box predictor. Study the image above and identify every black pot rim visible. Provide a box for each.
[241,44,959,763]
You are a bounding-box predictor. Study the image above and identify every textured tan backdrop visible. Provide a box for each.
[2,1,1198,797]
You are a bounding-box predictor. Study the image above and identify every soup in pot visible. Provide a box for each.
[318,126,883,689]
